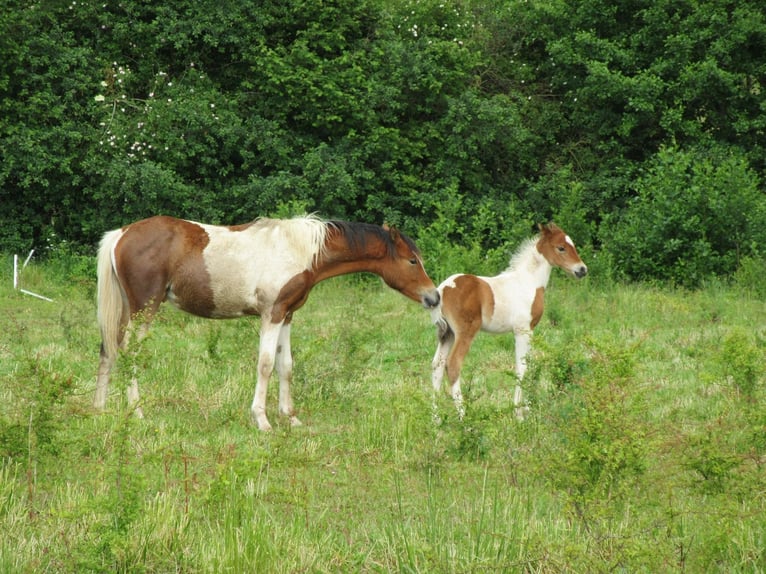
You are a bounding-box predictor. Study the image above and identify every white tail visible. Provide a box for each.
[97,229,125,362]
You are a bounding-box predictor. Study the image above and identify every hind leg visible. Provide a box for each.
[94,299,131,411]
[125,320,152,418]
[431,325,454,423]
[431,323,454,395]
[445,325,481,419]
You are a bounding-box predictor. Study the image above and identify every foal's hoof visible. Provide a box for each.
[289,416,303,427]
[514,405,530,421]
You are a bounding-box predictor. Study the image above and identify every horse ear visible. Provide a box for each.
[382,223,390,231]
[539,222,559,235]
[387,225,401,241]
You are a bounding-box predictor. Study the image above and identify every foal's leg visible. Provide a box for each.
[275,322,302,427]
[513,330,532,420]
[251,319,283,431]
[431,324,454,423]
[445,324,481,419]
[431,322,454,395]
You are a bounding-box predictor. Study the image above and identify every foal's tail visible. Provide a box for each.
[97,229,126,360]
[430,299,453,342]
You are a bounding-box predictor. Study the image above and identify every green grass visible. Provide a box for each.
[1,256,765,572]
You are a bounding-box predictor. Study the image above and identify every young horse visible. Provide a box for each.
[95,214,440,431]
[430,223,587,418]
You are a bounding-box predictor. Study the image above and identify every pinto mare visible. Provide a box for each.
[95,215,440,431]
[430,223,587,419]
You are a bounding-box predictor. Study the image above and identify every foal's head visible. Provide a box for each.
[381,225,440,308]
[536,223,588,278]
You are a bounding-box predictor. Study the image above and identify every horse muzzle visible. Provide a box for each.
[574,265,588,279]
[422,289,441,309]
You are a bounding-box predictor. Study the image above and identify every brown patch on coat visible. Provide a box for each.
[115,216,217,318]
[440,275,495,385]
[441,275,495,333]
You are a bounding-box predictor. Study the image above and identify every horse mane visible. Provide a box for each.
[504,236,542,273]
[253,214,329,269]
[328,220,420,258]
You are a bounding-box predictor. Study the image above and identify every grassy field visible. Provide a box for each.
[1,255,765,572]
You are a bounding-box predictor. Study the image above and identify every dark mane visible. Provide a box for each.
[328,220,420,258]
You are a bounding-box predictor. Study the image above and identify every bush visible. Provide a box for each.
[601,144,765,287]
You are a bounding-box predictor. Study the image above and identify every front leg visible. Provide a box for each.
[513,330,532,420]
[275,322,302,427]
[251,320,283,431]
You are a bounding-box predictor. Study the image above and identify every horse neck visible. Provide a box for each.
[312,227,390,283]
[506,240,553,289]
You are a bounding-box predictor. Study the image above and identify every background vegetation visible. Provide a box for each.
[2,0,765,286]
[2,3,765,569]
[1,260,765,572]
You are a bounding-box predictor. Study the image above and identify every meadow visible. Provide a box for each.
[1,254,765,572]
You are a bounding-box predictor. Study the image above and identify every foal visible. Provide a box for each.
[430,223,587,418]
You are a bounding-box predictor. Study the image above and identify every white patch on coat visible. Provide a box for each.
[199,216,328,317]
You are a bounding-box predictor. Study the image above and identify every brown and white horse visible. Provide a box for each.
[95,214,440,431]
[430,223,587,419]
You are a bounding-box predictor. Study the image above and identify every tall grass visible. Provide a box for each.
[1,254,765,572]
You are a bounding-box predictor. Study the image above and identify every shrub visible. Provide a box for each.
[601,144,765,287]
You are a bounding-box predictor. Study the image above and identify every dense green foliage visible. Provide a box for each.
[1,259,765,571]
[1,0,765,286]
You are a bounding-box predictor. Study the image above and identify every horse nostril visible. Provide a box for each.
[576,266,588,278]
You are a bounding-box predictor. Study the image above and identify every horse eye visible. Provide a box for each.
[557,246,566,253]
[409,258,418,265]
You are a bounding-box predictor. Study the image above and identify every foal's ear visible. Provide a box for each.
[538,222,559,234]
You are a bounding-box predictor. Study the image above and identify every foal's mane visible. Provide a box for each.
[504,236,540,273]
[328,220,420,258]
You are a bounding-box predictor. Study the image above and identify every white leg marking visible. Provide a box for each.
[94,353,115,410]
[431,337,453,423]
[276,323,302,427]
[251,320,282,431]
[127,376,144,419]
[451,378,465,420]
[514,331,532,420]
[431,340,449,394]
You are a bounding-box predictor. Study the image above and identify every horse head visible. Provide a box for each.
[381,224,440,308]
[536,223,588,278]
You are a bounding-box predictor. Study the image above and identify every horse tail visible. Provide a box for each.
[97,229,126,360]
[430,298,453,343]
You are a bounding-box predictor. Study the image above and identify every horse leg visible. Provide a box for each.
[275,322,302,427]
[431,321,454,395]
[513,330,532,420]
[95,348,117,410]
[431,323,454,423]
[125,320,152,418]
[251,319,283,431]
[95,297,131,410]
[445,326,480,420]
